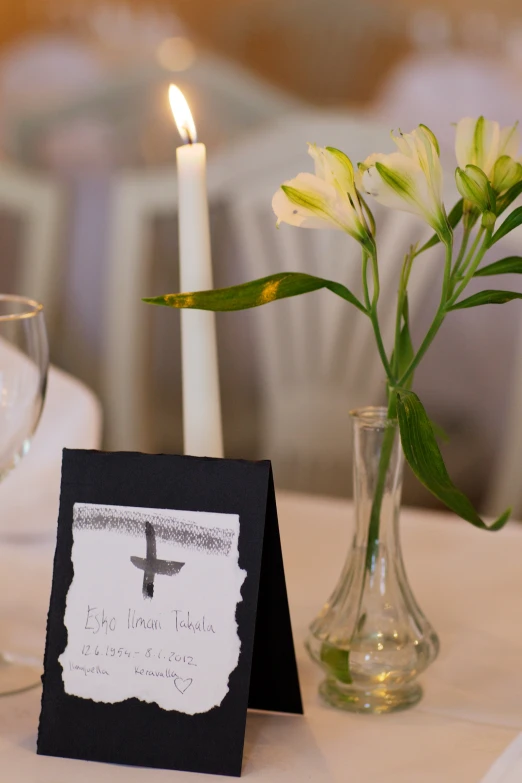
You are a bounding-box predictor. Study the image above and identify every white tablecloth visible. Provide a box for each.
[0,491,520,782]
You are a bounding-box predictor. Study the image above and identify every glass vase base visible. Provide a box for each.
[319,678,422,714]
[0,652,42,697]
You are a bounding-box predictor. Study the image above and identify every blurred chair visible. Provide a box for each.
[103,112,446,493]
[483,222,522,518]
[0,163,63,333]
[486,351,522,517]
[205,114,450,492]
[104,170,164,451]
[6,53,303,166]
[372,51,522,164]
[225,201,440,494]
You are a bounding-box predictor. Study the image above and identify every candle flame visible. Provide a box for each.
[169,84,197,144]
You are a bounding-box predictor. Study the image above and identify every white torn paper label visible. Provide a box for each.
[59,503,245,714]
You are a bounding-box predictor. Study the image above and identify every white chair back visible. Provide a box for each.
[0,163,63,333]
[103,111,448,494]
[482,222,522,517]
[205,116,443,491]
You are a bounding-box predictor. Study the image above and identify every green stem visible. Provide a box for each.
[450,226,471,285]
[370,311,394,384]
[392,299,403,379]
[441,236,452,299]
[450,227,484,293]
[370,250,380,305]
[392,251,414,376]
[364,244,422,572]
[364,392,398,572]
[397,239,453,388]
[368,251,395,384]
[361,253,371,311]
[448,229,492,306]
[365,237,454,573]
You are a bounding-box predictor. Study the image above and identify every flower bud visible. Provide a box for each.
[455,165,492,212]
[492,155,522,194]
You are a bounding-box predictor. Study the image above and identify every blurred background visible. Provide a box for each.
[1,0,522,512]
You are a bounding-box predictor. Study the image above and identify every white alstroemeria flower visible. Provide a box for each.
[360,125,449,240]
[272,145,373,251]
[308,143,366,218]
[455,117,521,188]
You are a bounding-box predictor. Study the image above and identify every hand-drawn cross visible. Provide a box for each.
[130,521,184,599]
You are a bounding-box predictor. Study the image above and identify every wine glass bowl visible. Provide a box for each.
[0,295,49,695]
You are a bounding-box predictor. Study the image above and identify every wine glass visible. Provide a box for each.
[0,295,49,695]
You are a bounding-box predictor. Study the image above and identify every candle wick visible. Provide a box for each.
[182,123,196,145]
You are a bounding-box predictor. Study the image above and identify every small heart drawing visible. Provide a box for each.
[174,677,193,694]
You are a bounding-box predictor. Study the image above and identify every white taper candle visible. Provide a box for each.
[170,85,223,458]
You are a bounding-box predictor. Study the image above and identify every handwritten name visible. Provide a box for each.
[83,606,215,636]
[128,609,162,631]
[69,661,109,677]
[172,610,215,634]
[84,606,116,635]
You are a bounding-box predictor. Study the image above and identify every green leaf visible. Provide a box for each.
[143,272,367,314]
[487,206,522,246]
[429,419,450,443]
[396,389,510,531]
[320,643,352,684]
[496,181,522,216]
[474,257,522,277]
[416,199,463,254]
[449,290,522,310]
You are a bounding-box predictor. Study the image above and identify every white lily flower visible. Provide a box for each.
[360,125,449,240]
[272,145,373,251]
[455,117,521,189]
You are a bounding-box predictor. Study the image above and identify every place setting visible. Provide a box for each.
[2,5,522,781]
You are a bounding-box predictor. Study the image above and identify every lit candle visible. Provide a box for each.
[169,84,223,458]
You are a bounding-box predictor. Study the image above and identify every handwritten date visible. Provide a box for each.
[81,644,197,666]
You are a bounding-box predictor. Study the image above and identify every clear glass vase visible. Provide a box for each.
[306,406,439,714]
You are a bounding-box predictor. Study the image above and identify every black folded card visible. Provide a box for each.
[38,450,302,777]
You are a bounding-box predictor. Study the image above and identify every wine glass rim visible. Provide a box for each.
[0,294,44,321]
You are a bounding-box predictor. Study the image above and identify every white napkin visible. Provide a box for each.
[480,734,522,782]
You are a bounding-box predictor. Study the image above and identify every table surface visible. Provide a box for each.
[1,491,521,783]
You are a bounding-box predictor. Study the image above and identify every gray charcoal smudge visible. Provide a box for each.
[73,504,233,557]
